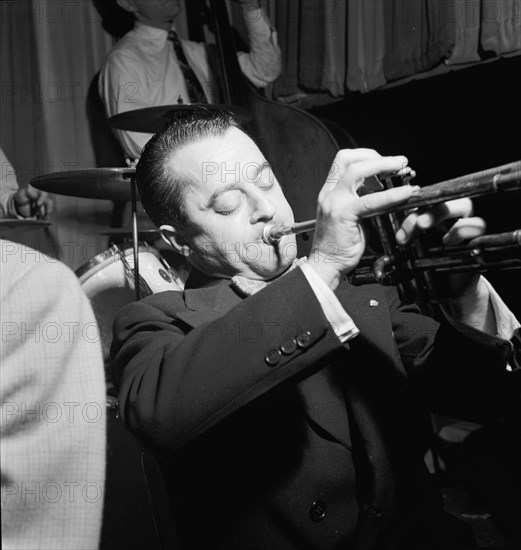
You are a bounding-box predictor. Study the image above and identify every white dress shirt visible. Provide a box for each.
[300,262,360,343]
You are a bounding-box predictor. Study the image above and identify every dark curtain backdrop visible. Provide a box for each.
[382,0,456,81]
[257,0,520,99]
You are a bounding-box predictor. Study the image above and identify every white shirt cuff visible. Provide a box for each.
[440,275,520,341]
[300,263,360,343]
[481,276,521,340]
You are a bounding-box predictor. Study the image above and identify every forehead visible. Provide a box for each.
[168,127,268,194]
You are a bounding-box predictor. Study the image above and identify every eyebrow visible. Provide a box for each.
[252,161,271,180]
[206,162,272,207]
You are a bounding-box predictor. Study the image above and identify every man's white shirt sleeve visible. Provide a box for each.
[300,263,360,343]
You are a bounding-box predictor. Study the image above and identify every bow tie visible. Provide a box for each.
[231,257,308,297]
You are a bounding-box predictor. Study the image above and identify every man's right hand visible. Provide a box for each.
[307,149,415,290]
[13,185,53,219]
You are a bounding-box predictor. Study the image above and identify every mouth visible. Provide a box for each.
[253,220,294,246]
[261,221,293,246]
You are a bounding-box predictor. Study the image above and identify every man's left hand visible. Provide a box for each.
[395,197,486,297]
[394,197,498,332]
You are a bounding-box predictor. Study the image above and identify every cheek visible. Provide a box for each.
[279,206,295,227]
[274,193,294,220]
[190,217,246,253]
[217,212,256,241]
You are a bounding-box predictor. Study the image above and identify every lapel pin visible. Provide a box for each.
[369,299,379,307]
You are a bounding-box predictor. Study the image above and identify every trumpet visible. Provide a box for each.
[263,160,521,245]
[263,161,521,305]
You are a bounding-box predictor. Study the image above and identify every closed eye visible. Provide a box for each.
[256,175,277,191]
[213,190,242,215]
[258,182,275,191]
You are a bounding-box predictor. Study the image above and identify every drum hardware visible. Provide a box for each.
[0,219,52,238]
[262,160,521,305]
[89,227,162,239]
[29,167,137,202]
[128,167,141,300]
[119,244,154,298]
[106,395,118,415]
[108,103,252,134]
[30,166,146,300]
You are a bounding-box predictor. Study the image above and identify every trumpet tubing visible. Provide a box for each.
[262,161,521,245]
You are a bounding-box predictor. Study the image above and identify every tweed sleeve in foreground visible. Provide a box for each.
[1,241,106,550]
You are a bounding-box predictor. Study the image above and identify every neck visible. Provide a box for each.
[135,15,173,31]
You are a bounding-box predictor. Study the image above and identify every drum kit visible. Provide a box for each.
[27,163,185,364]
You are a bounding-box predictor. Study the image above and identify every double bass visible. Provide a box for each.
[187,0,350,257]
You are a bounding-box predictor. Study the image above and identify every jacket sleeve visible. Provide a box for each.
[111,268,343,455]
[384,286,520,422]
[1,248,106,549]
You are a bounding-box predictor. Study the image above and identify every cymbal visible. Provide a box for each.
[0,219,51,238]
[90,227,161,239]
[30,168,137,201]
[109,104,252,133]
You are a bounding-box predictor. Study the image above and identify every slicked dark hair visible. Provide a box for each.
[136,107,242,230]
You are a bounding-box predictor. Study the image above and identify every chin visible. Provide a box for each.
[254,256,295,281]
[165,2,181,18]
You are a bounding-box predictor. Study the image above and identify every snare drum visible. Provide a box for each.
[76,242,185,370]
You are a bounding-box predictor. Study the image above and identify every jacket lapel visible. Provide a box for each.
[174,270,243,328]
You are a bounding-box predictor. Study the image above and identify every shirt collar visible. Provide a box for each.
[133,21,175,45]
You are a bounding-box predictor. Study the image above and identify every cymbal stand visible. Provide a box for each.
[129,171,140,300]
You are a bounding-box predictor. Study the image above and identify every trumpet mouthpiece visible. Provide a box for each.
[262,223,282,245]
[262,220,317,244]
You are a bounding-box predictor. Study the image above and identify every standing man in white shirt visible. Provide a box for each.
[98,0,281,161]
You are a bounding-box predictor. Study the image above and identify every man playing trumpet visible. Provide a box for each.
[111,108,520,550]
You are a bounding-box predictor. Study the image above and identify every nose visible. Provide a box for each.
[250,191,276,224]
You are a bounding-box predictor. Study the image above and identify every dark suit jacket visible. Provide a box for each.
[111,267,518,550]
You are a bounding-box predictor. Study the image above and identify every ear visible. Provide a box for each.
[159,224,191,257]
[116,0,138,14]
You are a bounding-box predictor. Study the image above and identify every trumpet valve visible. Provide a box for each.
[402,169,417,184]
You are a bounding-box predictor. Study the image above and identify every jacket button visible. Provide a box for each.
[296,331,313,349]
[265,349,281,366]
[309,499,327,522]
[280,338,297,355]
